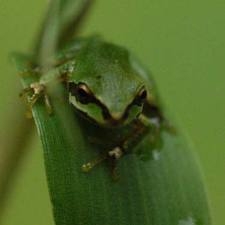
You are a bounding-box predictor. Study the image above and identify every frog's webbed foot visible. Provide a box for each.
[81,146,124,179]
[81,154,107,172]
[108,147,123,159]
[20,82,53,115]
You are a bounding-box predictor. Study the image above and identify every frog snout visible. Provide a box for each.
[102,111,127,127]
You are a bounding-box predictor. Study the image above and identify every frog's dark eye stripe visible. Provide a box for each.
[69,82,94,104]
[68,82,77,96]
[102,107,111,120]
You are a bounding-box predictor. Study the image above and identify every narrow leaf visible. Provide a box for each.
[18,61,212,225]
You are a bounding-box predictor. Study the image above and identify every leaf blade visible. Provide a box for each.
[20,70,211,225]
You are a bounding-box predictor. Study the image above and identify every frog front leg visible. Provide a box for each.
[82,103,164,177]
[20,60,76,114]
[109,113,162,160]
[108,118,151,179]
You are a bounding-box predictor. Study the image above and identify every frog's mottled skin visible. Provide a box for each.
[22,36,167,174]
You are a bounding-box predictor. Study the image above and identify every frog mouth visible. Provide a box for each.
[73,106,137,129]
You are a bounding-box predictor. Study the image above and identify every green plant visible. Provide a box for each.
[2,1,212,225]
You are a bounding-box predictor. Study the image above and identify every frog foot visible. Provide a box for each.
[20,82,53,115]
[81,154,108,172]
[108,147,123,159]
[81,147,123,174]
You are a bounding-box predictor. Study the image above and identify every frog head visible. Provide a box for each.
[68,38,148,127]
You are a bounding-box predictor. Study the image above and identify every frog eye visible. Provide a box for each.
[133,88,147,106]
[69,82,94,104]
[138,88,147,100]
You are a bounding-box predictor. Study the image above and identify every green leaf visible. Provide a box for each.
[15,1,211,224]
[18,60,212,225]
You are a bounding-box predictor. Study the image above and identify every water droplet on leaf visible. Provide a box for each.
[179,217,195,225]
[152,149,161,161]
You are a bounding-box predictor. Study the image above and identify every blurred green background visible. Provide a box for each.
[0,0,224,224]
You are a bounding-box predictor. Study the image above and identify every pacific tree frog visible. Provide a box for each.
[21,36,169,176]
